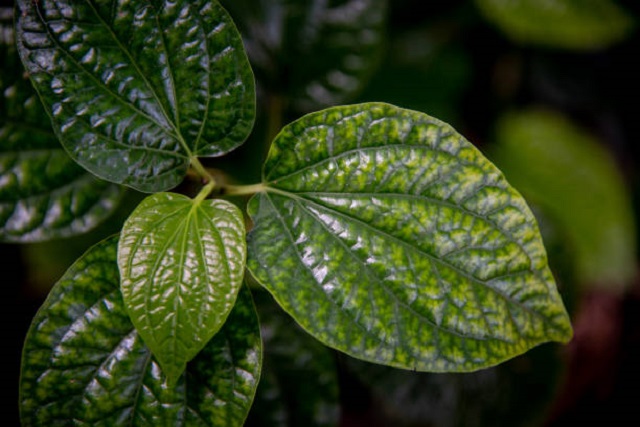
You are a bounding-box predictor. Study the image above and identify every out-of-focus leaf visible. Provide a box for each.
[20,236,262,426]
[247,102,572,373]
[15,0,255,192]
[346,343,565,427]
[475,0,634,50]
[0,8,123,242]
[118,193,246,382]
[491,108,636,291]
[220,0,387,112]
[246,291,339,427]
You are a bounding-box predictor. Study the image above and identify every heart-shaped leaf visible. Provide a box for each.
[20,236,262,426]
[220,0,387,111]
[491,109,636,291]
[475,0,634,50]
[1,8,123,242]
[118,192,246,382]
[15,0,255,192]
[247,103,572,372]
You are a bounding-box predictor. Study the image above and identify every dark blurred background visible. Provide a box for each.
[4,0,640,425]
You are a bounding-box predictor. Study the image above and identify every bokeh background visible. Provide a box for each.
[3,0,640,425]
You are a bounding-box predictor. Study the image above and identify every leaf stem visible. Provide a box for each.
[223,183,267,196]
[190,156,214,185]
[194,180,216,204]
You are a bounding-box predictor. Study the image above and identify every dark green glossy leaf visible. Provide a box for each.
[247,103,572,372]
[475,0,634,50]
[220,0,386,111]
[246,291,339,427]
[15,0,255,192]
[20,235,262,426]
[118,193,246,382]
[491,109,636,291]
[0,8,123,242]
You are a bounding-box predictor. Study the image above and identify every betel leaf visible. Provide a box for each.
[491,109,636,291]
[15,0,255,193]
[20,236,262,426]
[220,0,387,112]
[0,8,123,242]
[474,0,634,51]
[247,103,572,372]
[118,192,246,382]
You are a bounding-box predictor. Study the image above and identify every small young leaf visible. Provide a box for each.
[475,0,634,50]
[15,0,255,192]
[118,193,246,382]
[20,236,261,426]
[220,0,387,111]
[247,103,572,372]
[491,109,636,291]
[0,8,123,242]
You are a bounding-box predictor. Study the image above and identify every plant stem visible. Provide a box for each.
[190,156,214,185]
[223,183,267,196]
[193,180,216,204]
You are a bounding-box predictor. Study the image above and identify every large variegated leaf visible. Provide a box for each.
[15,0,255,192]
[247,103,572,372]
[20,236,261,426]
[118,193,246,382]
[0,8,123,242]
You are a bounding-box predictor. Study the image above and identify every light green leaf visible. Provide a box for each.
[247,103,572,372]
[220,0,387,111]
[20,236,262,426]
[118,193,246,382]
[15,0,255,192]
[491,109,636,291]
[0,8,123,242]
[475,0,634,50]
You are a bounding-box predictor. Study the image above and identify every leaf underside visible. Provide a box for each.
[1,9,123,242]
[15,0,255,192]
[20,235,261,427]
[118,193,247,382]
[247,102,572,372]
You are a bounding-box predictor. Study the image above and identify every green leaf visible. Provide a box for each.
[475,0,634,50]
[118,192,246,382]
[20,235,261,426]
[246,291,339,427]
[0,8,123,242]
[491,109,636,291]
[247,103,572,372]
[15,0,255,192]
[220,0,387,111]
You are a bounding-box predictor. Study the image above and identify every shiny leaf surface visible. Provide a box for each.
[16,0,255,192]
[0,8,123,242]
[491,109,636,291]
[220,0,386,111]
[118,193,246,382]
[20,236,262,426]
[475,0,634,50]
[247,103,572,372]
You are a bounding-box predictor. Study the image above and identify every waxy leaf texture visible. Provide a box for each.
[16,0,255,192]
[20,236,262,426]
[118,193,246,382]
[1,9,123,242]
[247,103,572,372]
